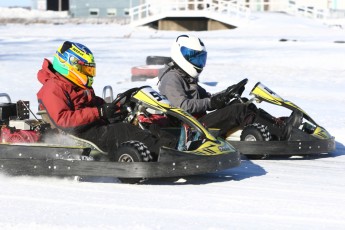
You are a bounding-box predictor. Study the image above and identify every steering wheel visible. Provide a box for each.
[112,87,139,106]
[227,78,248,99]
[107,87,139,122]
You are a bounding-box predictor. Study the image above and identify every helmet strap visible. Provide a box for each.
[183,75,198,84]
[86,76,94,88]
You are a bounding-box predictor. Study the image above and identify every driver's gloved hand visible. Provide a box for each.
[226,84,245,99]
[210,92,229,110]
[98,103,117,119]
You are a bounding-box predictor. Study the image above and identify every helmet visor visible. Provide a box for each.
[80,62,96,77]
[74,60,96,77]
[180,46,207,69]
[68,55,96,77]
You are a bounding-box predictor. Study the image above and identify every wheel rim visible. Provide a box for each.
[118,154,135,162]
[244,134,257,141]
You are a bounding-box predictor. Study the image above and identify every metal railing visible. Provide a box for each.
[128,0,334,27]
[286,3,329,19]
[129,0,251,25]
[239,0,329,20]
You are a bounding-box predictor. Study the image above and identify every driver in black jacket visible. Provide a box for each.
[158,34,300,140]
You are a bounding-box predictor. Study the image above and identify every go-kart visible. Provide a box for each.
[224,79,336,158]
[0,87,240,183]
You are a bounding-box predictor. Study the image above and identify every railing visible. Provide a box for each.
[239,0,329,20]
[129,0,251,25]
[286,3,329,19]
[129,0,334,27]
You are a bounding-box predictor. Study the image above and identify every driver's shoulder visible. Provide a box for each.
[161,70,184,85]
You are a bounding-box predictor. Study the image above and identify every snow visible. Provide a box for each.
[1,7,345,230]
[0,7,68,19]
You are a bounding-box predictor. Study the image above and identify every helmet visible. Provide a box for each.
[171,34,207,78]
[52,41,96,88]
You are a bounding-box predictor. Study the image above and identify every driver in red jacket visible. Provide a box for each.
[37,41,176,157]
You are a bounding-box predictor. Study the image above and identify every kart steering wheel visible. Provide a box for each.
[227,78,248,99]
[112,87,139,106]
[108,87,139,122]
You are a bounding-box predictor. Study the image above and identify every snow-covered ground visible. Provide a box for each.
[0,8,345,230]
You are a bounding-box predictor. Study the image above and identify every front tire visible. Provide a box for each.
[113,141,153,183]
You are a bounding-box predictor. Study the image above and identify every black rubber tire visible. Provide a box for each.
[240,123,271,159]
[241,123,271,141]
[146,56,172,65]
[113,141,153,183]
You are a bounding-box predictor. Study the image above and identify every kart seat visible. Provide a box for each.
[36,109,105,153]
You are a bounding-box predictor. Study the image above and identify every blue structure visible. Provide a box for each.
[69,0,141,18]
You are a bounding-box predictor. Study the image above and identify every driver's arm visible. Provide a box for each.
[158,72,212,114]
[37,81,102,132]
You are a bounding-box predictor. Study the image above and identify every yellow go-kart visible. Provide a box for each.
[0,87,240,182]
[225,79,336,158]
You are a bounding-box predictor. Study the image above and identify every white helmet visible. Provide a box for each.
[171,34,207,78]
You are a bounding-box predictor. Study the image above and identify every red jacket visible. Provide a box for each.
[37,59,105,132]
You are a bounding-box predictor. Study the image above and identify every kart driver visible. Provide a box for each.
[158,34,302,140]
[37,41,177,157]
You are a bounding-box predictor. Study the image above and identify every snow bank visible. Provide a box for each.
[0,7,129,24]
[0,7,68,19]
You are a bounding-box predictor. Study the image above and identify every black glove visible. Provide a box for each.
[98,103,117,119]
[210,92,229,110]
[226,84,245,99]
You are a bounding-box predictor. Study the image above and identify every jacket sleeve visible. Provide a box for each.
[159,71,212,114]
[37,81,101,131]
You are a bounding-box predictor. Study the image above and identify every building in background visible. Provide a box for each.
[34,0,69,11]
[29,0,345,30]
[31,0,345,15]
[69,0,141,18]
[33,0,141,19]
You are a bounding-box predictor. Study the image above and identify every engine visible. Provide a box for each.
[1,126,40,143]
[0,99,41,143]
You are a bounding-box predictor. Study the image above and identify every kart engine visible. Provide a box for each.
[1,126,39,143]
[0,100,40,143]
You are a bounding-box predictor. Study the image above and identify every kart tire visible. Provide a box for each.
[240,123,271,159]
[131,66,161,81]
[241,123,271,141]
[113,141,153,183]
[146,56,172,65]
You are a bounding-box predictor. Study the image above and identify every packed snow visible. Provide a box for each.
[0,7,345,230]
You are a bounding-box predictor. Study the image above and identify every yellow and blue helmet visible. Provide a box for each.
[53,41,96,88]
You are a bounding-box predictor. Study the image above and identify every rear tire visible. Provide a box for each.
[240,123,271,159]
[146,56,172,65]
[113,141,153,183]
